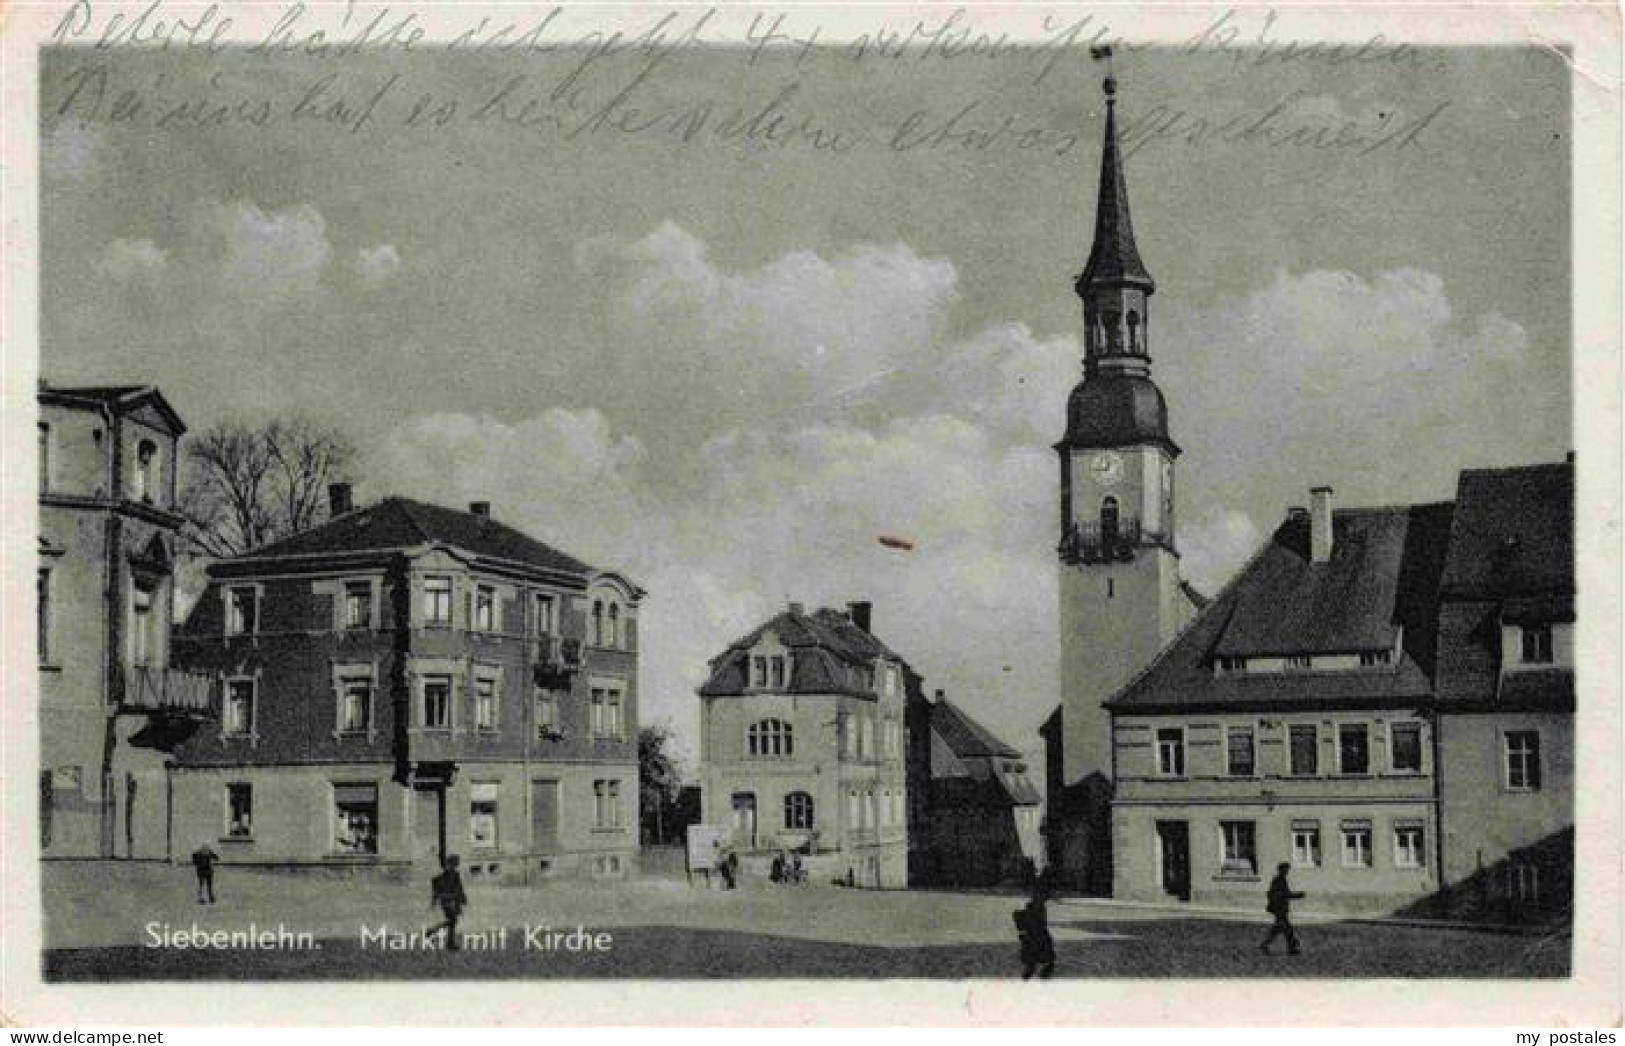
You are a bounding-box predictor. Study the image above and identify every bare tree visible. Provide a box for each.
[180,418,355,559]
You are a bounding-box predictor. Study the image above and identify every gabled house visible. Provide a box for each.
[170,491,643,882]
[907,691,1042,888]
[697,602,912,888]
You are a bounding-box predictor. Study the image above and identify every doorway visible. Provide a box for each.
[731,792,757,850]
[1156,820,1191,901]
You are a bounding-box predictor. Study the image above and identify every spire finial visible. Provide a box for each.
[1092,45,1116,102]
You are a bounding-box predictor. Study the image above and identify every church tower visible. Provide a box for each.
[1051,69,1196,893]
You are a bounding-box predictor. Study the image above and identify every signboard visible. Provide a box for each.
[686,824,724,875]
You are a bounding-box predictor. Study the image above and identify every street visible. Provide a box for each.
[41,861,1569,980]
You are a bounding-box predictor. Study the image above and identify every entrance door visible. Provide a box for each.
[531,779,560,852]
[1156,821,1191,900]
[731,793,757,850]
[411,785,443,867]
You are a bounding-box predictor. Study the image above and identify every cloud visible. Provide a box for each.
[354,244,402,282]
[577,222,959,424]
[214,202,332,281]
[1180,510,1264,595]
[100,238,166,279]
[43,119,95,180]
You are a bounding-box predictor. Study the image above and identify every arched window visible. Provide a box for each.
[135,440,158,503]
[1101,496,1120,543]
[607,603,619,648]
[1126,310,1141,351]
[747,718,794,758]
[784,791,815,830]
[591,600,604,646]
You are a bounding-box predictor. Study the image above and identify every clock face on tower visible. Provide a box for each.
[1090,451,1124,486]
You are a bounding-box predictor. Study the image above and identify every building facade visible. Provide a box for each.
[907,690,1042,889]
[170,493,641,882]
[1432,463,1574,920]
[1106,493,1454,912]
[697,602,910,888]
[38,384,216,860]
[1047,73,1203,893]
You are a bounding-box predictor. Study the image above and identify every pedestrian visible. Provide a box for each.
[429,855,468,950]
[1013,895,1056,980]
[1260,862,1305,955]
[191,843,218,904]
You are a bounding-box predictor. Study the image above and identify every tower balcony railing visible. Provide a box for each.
[118,663,218,718]
[1059,519,1166,564]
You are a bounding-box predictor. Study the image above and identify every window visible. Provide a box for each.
[591,601,604,646]
[423,577,452,627]
[1286,655,1313,670]
[860,717,874,759]
[532,592,555,635]
[843,715,858,758]
[38,422,50,491]
[470,782,499,849]
[223,679,255,737]
[1520,625,1554,664]
[1289,724,1319,776]
[607,603,619,648]
[591,685,624,739]
[343,582,373,629]
[1338,723,1370,775]
[534,687,557,737]
[1219,821,1257,875]
[1360,649,1393,667]
[770,655,786,688]
[473,585,496,632]
[130,584,155,666]
[333,783,378,855]
[421,675,452,730]
[474,673,499,732]
[1341,821,1373,867]
[1100,496,1120,542]
[747,718,793,758]
[226,783,253,839]
[338,675,372,734]
[1505,731,1542,791]
[1215,656,1246,673]
[752,655,768,688]
[847,790,860,826]
[37,569,51,664]
[784,791,815,830]
[593,779,622,828]
[1155,728,1185,777]
[225,586,257,636]
[1394,822,1426,868]
[1226,726,1256,776]
[134,439,157,503]
[1290,821,1321,867]
[1390,722,1423,774]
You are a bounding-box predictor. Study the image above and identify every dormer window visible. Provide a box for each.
[1216,656,1247,674]
[1286,655,1313,671]
[1359,650,1393,668]
[1520,624,1554,664]
[225,586,258,636]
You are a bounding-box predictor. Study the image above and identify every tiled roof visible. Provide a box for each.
[1108,503,1453,712]
[1439,463,1573,599]
[233,497,593,578]
[697,605,908,698]
[1497,668,1575,711]
[931,699,1022,759]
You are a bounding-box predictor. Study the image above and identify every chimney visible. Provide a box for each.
[469,501,491,519]
[934,689,945,701]
[788,601,804,615]
[328,482,352,516]
[847,601,872,633]
[1310,486,1334,563]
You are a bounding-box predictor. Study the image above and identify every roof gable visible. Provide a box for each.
[931,699,1022,759]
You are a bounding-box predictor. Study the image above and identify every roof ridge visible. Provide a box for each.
[388,497,436,546]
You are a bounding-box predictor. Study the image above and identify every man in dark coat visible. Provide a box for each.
[429,855,468,950]
[1260,863,1305,955]
[1014,895,1056,979]
[191,844,218,904]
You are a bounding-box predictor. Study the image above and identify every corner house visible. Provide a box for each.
[171,490,642,883]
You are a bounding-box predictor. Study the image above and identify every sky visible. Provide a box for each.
[38,32,1572,773]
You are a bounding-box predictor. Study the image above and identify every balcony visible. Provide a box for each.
[1058,519,1152,564]
[533,635,584,689]
[119,664,217,718]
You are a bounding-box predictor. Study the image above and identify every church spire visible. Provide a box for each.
[1075,59,1156,379]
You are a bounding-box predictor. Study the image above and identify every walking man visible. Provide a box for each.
[429,855,468,950]
[1260,862,1305,955]
[1014,893,1056,980]
[191,843,218,905]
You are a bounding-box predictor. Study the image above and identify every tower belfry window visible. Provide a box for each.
[1101,496,1120,543]
[1127,310,1140,351]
